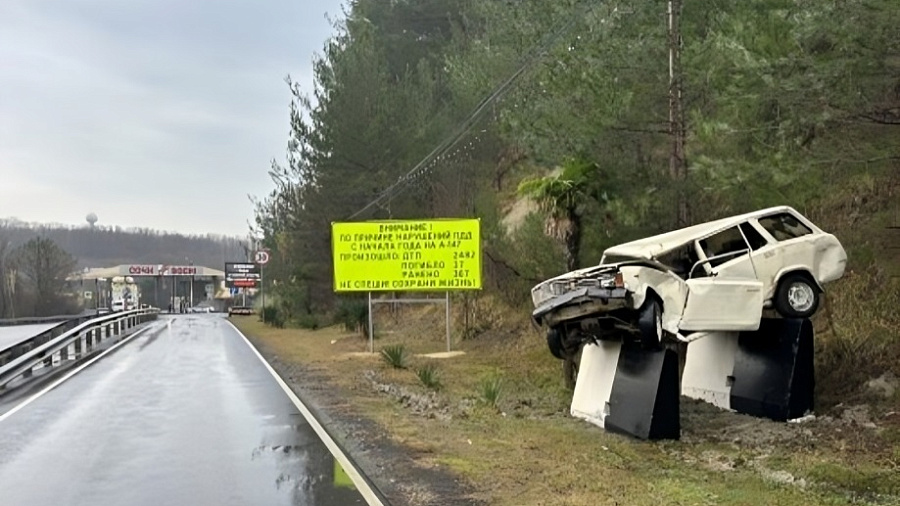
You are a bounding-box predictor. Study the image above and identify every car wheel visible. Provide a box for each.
[775,274,819,318]
[637,297,663,350]
[546,327,565,360]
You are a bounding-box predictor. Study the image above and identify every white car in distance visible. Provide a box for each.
[530,206,847,354]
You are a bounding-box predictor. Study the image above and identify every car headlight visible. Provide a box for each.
[531,280,573,306]
[599,272,625,289]
[531,283,550,307]
[531,282,560,307]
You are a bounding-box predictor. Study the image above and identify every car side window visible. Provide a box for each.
[758,213,813,241]
[699,227,749,268]
[739,222,768,250]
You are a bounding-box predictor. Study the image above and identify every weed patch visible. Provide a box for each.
[380,344,407,369]
[478,375,503,408]
[415,363,441,390]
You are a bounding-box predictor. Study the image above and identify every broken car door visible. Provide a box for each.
[679,226,764,331]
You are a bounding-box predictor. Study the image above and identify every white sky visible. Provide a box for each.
[0,0,346,236]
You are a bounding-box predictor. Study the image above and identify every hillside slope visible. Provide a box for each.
[0,221,247,268]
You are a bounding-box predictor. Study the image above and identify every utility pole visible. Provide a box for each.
[668,0,691,377]
[188,259,194,309]
[668,0,689,228]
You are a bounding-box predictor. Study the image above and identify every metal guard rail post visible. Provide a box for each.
[0,308,159,390]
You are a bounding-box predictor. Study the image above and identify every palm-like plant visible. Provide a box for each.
[518,157,597,389]
[516,157,596,271]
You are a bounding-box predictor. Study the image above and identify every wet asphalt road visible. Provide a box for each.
[0,315,368,506]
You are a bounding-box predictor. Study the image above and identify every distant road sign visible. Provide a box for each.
[225,262,260,289]
[254,250,270,265]
[332,219,481,292]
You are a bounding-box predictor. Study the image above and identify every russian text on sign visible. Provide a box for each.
[332,219,482,293]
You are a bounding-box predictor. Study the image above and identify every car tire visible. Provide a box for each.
[774,274,819,318]
[547,327,565,360]
[637,297,663,350]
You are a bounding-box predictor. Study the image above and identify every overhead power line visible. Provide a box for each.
[349,0,605,220]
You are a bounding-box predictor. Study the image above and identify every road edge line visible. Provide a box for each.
[0,324,156,424]
[226,320,387,506]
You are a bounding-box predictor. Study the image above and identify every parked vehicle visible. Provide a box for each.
[228,306,253,316]
[530,206,847,355]
[110,276,139,312]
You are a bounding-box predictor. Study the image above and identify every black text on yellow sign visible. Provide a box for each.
[331,219,482,292]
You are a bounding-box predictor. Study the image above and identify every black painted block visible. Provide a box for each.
[730,318,815,421]
[605,345,681,440]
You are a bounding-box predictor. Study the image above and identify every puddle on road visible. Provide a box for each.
[250,437,365,505]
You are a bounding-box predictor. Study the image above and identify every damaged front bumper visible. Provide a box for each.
[532,287,630,327]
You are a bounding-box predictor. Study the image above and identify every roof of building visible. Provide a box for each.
[73,265,226,280]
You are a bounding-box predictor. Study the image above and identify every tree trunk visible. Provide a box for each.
[563,357,578,390]
[563,210,581,271]
[562,338,583,390]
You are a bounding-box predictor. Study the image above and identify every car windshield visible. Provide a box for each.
[653,244,700,277]
[600,252,685,275]
[600,254,645,265]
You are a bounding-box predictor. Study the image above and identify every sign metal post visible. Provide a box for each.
[254,250,270,314]
[368,292,374,353]
[445,291,451,353]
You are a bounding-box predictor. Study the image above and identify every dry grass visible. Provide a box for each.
[233,303,900,506]
[806,170,900,407]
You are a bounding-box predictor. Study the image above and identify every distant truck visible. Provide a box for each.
[110,276,140,312]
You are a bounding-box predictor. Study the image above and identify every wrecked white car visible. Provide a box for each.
[531,206,847,355]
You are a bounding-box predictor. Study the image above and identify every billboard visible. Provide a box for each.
[332,219,481,292]
[225,262,260,288]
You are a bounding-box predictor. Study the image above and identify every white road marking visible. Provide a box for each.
[226,321,386,506]
[0,324,157,424]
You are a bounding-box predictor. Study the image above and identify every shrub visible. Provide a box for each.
[380,344,407,369]
[415,364,442,390]
[261,306,285,328]
[335,298,369,336]
[296,313,320,330]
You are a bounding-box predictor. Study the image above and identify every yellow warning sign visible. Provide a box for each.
[332,219,481,292]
